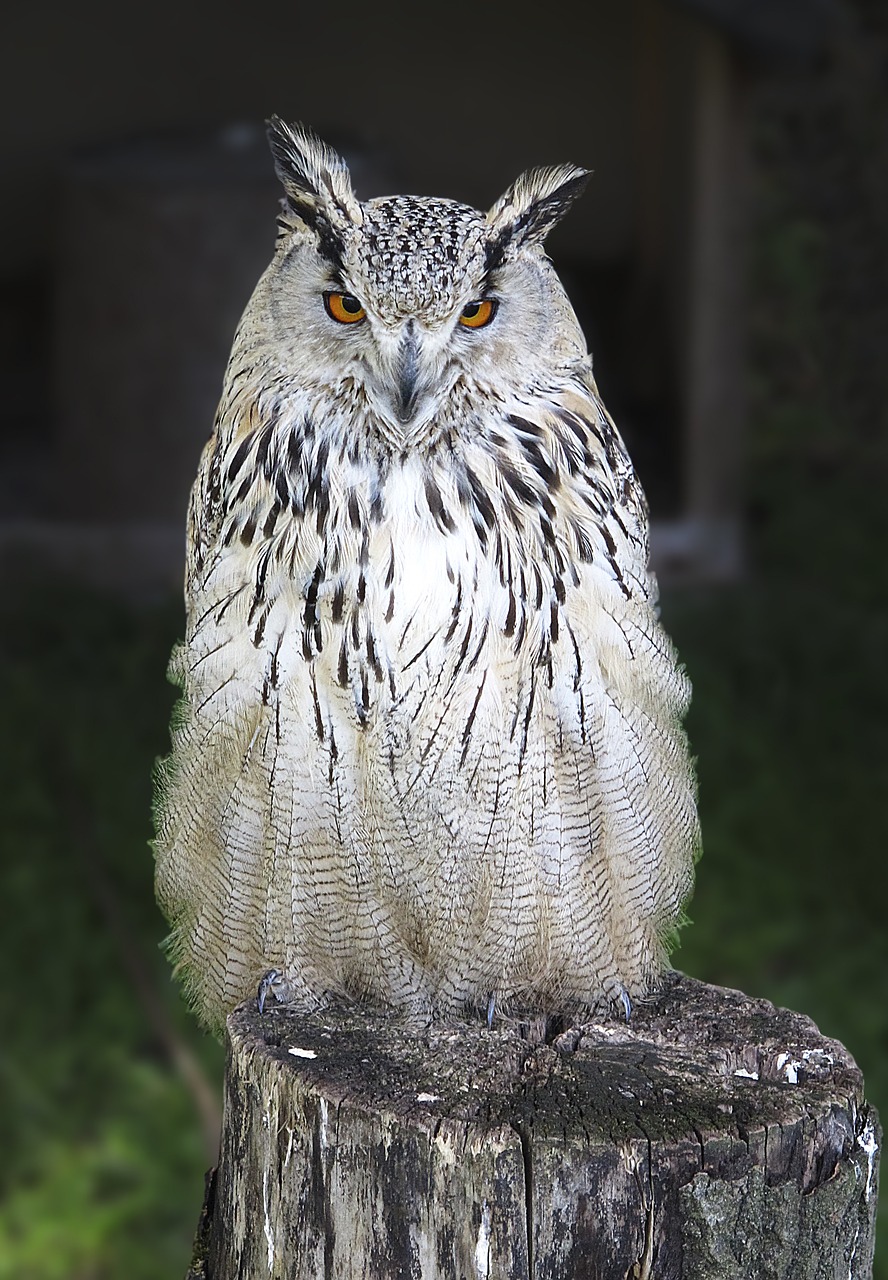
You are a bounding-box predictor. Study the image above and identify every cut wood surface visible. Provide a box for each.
[189,973,880,1279]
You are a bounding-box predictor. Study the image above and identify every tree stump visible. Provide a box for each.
[188,973,879,1279]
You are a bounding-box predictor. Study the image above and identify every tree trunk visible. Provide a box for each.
[189,973,879,1279]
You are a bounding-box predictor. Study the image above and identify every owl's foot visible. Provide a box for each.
[257,967,287,1013]
[256,967,331,1014]
[600,977,633,1023]
[486,991,497,1029]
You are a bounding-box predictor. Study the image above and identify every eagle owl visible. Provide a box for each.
[153,117,699,1034]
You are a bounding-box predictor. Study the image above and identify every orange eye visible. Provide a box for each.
[324,292,366,324]
[459,298,497,329]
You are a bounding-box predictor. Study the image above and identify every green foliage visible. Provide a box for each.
[0,584,222,1278]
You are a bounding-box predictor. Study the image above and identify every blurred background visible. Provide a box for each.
[1,0,885,1274]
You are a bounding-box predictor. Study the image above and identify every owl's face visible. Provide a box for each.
[261,119,590,444]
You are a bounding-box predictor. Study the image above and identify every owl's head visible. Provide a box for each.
[260,117,590,443]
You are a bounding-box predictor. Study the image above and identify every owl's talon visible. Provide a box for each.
[621,989,632,1024]
[486,991,497,1029]
[257,968,282,1014]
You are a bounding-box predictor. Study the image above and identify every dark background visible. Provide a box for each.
[1,1,886,1274]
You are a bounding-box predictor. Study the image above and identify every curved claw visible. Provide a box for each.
[257,968,282,1014]
[486,991,497,1029]
[621,989,632,1024]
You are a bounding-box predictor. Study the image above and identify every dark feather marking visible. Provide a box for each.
[575,523,595,562]
[508,679,525,742]
[384,590,395,623]
[347,491,361,529]
[384,541,396,588]
[504,587,516,637]
[358,670,370,722]
[398,611,418,648]
[466,618,488,672]
[255,423,274,473]
[424,474,455,533]
[492,527,503,577]
[338,638,349,687]
[315,484,330,536]
[302,563,324,660]
[370,487,385,522]
[306,440,330,527]
[269,631,283,692]
[227,436,253,484]
[202,582,247,629]
[287,429,301,472]
[459,671,488,768]
[564,620,583,692]
[464,465,496,532]
[550,601,560,645]
[252,605,269,648]
[554,576,566,605]
[328,728,338,786]
[331,582,345,623]
[454,615,474,674]
[601,522,631,599]
[501,462,536,507]
[248,548,272,620]
[240,518,256,547]
[517,676,537,775]
[357,572,366,604]
[444,578,463,644]
[532,565,543,608]
[222,520,237,548]
[513,604,527,652]
[263,504,281,538]
[402,626,441,670]
[235,473,254,505]
[350,607,361,647]
[366,630,383,682]
[509,415,559,488]
[310,669,325,741]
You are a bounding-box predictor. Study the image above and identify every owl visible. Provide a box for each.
[153,117,700,1035]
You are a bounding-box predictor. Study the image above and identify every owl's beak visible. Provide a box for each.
[395,321,420,423]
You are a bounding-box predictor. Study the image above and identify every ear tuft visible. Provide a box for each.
[266,117,362,264]
[485,163,590,268]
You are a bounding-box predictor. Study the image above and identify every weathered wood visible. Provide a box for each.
[195,973,879,1279]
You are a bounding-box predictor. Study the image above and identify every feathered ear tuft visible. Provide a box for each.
[266,116,362,267]
[485,163,590,269]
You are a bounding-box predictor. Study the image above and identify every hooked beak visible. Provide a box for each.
[395,320,420,423]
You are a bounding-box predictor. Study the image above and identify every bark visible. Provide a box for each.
[191,972,879,1279]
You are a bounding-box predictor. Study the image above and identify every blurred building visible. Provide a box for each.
[0,0,846,593]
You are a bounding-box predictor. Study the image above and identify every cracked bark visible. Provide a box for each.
[189,973,880,1279]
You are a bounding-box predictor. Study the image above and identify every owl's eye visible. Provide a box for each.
[459,299,498,329]
[324,292,366,324]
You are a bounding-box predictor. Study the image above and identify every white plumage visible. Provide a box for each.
[153,118,699,1032]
